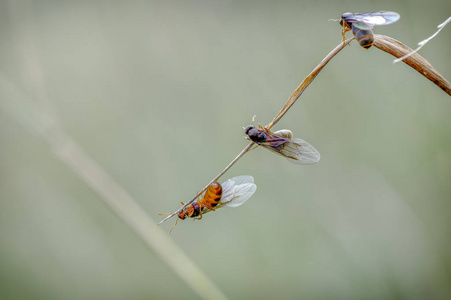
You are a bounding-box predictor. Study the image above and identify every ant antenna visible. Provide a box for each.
[168,218,179,234]
[243,115,257,130]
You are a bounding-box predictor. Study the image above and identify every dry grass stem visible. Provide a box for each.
[373,34,451,96]
[266,37,354,129]
[159,38,354,225]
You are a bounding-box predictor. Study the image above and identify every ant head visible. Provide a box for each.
[341,12,353,19]
[245,126,266,142]
[244,125,254,135]
[243,115,257,134]
[178,211,187,220]
[340,12,353,27]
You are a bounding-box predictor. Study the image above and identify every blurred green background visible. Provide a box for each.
[1,0,450,299]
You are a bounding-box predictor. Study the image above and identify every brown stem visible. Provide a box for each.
[373,34,451,96]
[266,38,354,129]
[158,38,354,225]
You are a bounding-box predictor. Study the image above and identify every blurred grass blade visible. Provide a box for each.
[0,74,228,300]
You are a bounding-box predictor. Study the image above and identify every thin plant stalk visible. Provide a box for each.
[158,38,354,225]
[266,37,354,129]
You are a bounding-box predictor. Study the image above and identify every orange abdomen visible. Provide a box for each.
[200,182,222,209]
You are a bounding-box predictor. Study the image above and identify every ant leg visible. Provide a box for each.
[195,213,203,220]
[194,207,203,220]
[243,137,260,151]
[341,22,351,46]
[248,144,259,151]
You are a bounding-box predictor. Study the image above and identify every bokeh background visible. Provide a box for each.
[1,0,450,299]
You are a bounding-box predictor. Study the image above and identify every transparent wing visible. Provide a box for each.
[346,11,400,28]
[219,175,256,208]
[282,138,321,165]
[202,176,256,213]
[256,137,320,165]
[352,22,372,30]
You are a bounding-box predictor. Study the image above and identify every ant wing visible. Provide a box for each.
[217,175,257,208]
[352,22,373,30]
[280,138,320,165]
[220,175,254,192]
[347,11,400,28]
